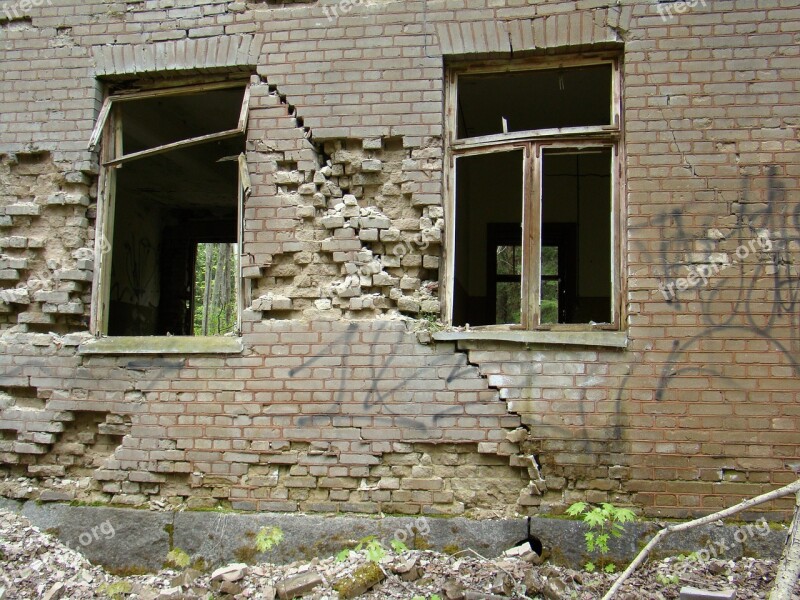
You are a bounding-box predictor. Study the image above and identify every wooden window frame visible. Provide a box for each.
[443,54,624,332]
[88,82,251,337]
[88,81,251,166]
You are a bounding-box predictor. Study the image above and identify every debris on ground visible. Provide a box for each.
[1,509,799,599]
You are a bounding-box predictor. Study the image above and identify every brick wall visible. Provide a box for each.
[0,0,798,520]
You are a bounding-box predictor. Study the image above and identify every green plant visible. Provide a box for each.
[390,539,408,553]
[417,312,445,334]
[98,581,133,600]
[165,547,191,569]
[361,537,386,562]
[566,501,635,572]
[656,571,679,585]
[255,526,284,553]
[337,535,409,563]
[657,551,699,583]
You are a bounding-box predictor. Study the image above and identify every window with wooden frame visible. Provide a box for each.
[445,55,622,331]
[88,81,251,337]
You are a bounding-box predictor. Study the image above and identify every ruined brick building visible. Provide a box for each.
[0,0,798,523]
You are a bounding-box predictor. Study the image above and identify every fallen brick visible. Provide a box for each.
[679,587,737,600]
[276,571,324,600]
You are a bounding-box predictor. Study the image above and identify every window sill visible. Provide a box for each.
[78,336,243,355]
[432,329,627,348]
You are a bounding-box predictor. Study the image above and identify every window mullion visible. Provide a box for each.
[237,153,250,334]
[521,143,541,329]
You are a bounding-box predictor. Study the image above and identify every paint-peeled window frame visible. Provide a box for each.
[88,81,251,166]
[443,54,625,332]
[87,81,252,342]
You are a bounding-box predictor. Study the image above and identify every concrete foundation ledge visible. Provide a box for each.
[0,500,788,573]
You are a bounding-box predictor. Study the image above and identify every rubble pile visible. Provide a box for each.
[1,509,796,599]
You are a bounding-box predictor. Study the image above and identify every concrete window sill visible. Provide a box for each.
[431,329,628,348]
[78,336,243,355]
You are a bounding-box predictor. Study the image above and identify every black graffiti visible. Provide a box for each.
[291,323,475,430]
[628,167,800,402]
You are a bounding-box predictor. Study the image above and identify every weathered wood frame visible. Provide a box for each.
[88,81,251,156]
[89,82,251,337]
[442,53,624,332]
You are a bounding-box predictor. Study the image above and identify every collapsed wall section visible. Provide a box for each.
[241,83,443,321]
[0,322,542,517]
[0,153,96,331]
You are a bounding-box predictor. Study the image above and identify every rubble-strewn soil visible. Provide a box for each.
[1,509,798,600]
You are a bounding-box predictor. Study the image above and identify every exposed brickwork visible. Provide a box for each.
[0,322,530,516]
[0,152,94,329]
[0,0,798,521]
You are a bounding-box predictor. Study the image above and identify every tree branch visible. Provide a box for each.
[768,490,800,600]
[602,479,800,600]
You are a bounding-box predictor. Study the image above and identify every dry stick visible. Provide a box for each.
[602,478,800,600]
[769,490,800,600]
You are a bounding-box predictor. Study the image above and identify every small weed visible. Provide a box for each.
[255,526,284,553]
[566,501,636,572]
[362,538,386,562]
[416,313,445,334]
[337,536,407,563]
[165,547,191,570]
[656,571,680,585]
[390,538,408,553]
[657,551,700,583]
[98,580,133,599]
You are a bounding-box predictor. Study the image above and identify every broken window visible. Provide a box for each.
[447,57,621,329]
[89,82,250,336]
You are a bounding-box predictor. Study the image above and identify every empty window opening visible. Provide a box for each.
[448,57,620,330]
[540,243,561,324]
[452,147,613,328]
[193,242,238,336]
[96,83,249,336]
[457,63,613,139]
[491,228,523,325]
[453,150,523,327]
[542,148,611,324]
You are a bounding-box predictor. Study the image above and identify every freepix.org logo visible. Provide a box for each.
[655,0,707,22]
[323,0,365,22]
[2,0,52,21]
[657,230,773,302]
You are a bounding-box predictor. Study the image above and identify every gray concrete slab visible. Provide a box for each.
[0,502,788,574]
